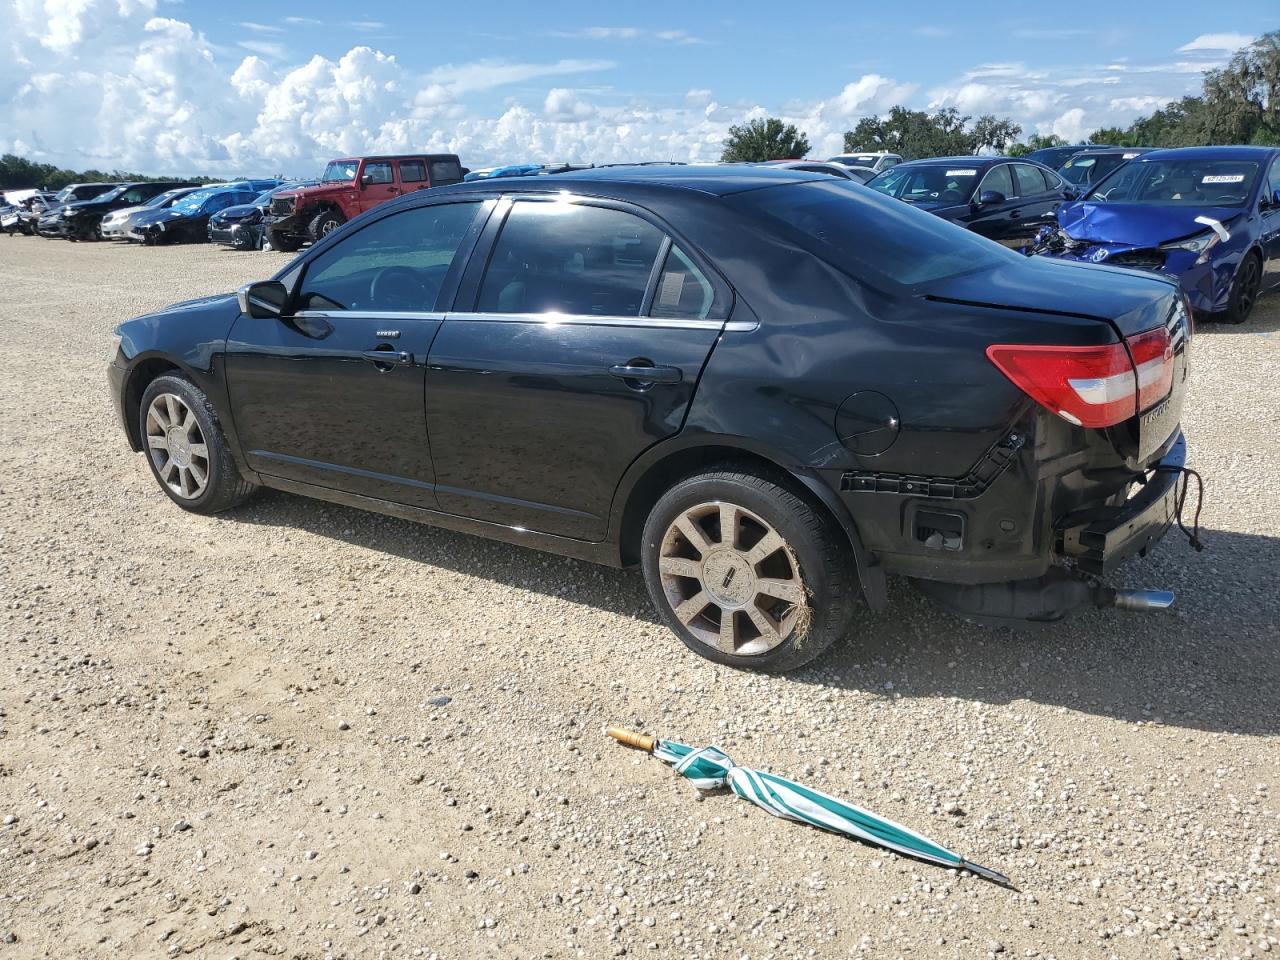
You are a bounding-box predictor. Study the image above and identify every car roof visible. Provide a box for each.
[442,163,828,197]
[328,154,458,163]
[1133,145,1280,161]
[889,156,1001,168]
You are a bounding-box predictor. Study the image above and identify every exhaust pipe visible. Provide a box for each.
[1103,588,1175,612]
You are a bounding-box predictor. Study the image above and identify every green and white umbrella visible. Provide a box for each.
[607,725,1010,886]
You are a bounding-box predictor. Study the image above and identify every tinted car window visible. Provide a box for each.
[364,162,393,185]
[477,201,663,316]
[979,164,1014,198]
[1014,164,1048,197]
[1268,159,1280,202]
[650,245,718,320]
[298,202,482,313]
[730,180,1014,288]
[400,160,426,183]
[430,159,464,184]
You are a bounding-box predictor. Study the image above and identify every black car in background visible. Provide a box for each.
[59,181,196,241]
[1057,147,1155,192]
[866,156,1075,247]
[129,186,259,245]
[1025,144,1101,170]
[36,182,120,237]
[110,166,1193,672]
[209,180,320,250]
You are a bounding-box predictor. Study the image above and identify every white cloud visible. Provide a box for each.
[239,21,283,34]
[238,40,287,60]
[543,88,595,120]
[1178,33,1254,53]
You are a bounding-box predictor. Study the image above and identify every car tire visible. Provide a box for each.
[1220,252,1262,325]
[308,210,344,242]
[138,374,258,515]
[640,469,858,672]
[266,228,301,252]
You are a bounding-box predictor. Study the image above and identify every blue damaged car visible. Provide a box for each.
[1032,146,1280,324]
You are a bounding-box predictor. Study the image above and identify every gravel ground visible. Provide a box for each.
[0,237,1277,960]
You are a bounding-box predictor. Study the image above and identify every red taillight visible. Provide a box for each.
[1126,326,1174,412]
[987,327,1173,429]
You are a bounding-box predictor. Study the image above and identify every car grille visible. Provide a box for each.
[269,197,294,217]
[1106,249,1166,271]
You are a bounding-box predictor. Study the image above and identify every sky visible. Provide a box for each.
[0,0,1273,177]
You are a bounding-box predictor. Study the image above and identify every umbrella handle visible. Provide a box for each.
[605,725,655,752]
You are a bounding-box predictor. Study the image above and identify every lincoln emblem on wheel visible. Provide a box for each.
[108,164,1198,672]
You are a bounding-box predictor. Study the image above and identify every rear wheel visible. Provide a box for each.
[640,470,858,672]
[1221,253,1262,325]
[138,375,258,514]
[308,210,344,242]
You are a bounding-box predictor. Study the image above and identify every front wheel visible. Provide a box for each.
[308,210,344,242]
[138,375,258,514]
[266,227,301,252]
[1220,253,1262,325]
[640,470,858,672]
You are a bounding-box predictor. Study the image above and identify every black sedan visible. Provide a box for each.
[110,166,1193,671]
[866,156,1075,247]
[130,186,259,245]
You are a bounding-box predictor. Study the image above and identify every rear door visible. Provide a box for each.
[425,196,730,540]
[357,160,399,212]
[1009,163,1061,244]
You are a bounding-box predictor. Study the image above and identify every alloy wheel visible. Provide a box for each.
[145,393,210,500]
[658,500,807,656]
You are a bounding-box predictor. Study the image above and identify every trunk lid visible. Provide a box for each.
[936,257,1189,468]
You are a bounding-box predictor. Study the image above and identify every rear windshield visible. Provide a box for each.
[729,180,1014,288]
[1087,158,1260,206]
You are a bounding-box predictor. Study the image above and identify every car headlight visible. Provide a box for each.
[1160,230,1219,265]
[157,221,166,232]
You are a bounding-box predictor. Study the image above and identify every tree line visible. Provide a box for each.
[0,153,225,191]
[722,30,1279,162]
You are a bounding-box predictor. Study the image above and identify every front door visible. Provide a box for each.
[1008,163,1062,246]
[223,200,488,508]
[1262,157,1280,290]
[966,164,1019,243]
[357,160,400,213]
[426,198,729,540]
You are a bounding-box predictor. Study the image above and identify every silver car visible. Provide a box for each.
[828,151,903,173]
[100,186,204,240]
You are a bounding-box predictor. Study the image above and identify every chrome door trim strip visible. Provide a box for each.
[443,311,756,332]
[292,310,447,321]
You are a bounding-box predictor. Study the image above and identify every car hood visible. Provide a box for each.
[213,202,262,221]
[133,207,197,226]
[1059,201,1244,246]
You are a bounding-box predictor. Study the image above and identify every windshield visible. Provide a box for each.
[53,187,75,202]
[730,179,1013,289]
[1087,158,1260,206]
[171,189,218,213]
[321,161,359,183]
[867,164,979,204]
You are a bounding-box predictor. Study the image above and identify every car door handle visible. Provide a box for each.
[362,349,413,366]
[609,364,682,384]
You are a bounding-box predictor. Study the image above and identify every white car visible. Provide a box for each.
[828,152,903,173]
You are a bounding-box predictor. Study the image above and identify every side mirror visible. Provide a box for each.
[977,190,1006,206]
[359,174,371,188]
[238,280,288,319]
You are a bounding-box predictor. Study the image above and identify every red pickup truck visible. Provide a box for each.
[264,154,465,251]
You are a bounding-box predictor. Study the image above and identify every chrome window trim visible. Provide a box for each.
[293,310,446,321]
[443,311,756,332]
